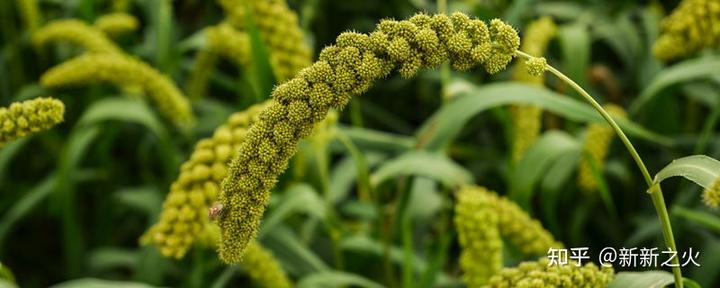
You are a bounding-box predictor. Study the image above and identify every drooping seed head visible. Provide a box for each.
[704,176,720,208]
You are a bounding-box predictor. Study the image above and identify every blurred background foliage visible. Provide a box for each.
[0,0,719,287]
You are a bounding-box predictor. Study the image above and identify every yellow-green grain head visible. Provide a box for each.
[217,12,520,263]
[577,104,626,194]
[653,0,720,61]
[241,241,293,288]
[510,17,556,164]
[487,258,614,287]
[186,23,251,100]
[248,0,312,80]
[33,19,122,54]
[186,49,218,100]
[219,0,312,81]
[704,176,720,208]
[454,186,561,286]
[0,98,64,147]
[455,186,502,287]
[494,190,562,255]
[40,54,194,129]
[141,103,266,258]
[94,13,139,37]
[206,23,251,66]
[16,0,42,34]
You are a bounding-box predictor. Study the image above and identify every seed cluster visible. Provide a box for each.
[241,241,294,288]
[16,0,42,33]
[94,13,139,37]
[141,103,266,259]
[455,186,561,286]
[510,17,556,164]
[577,104,626,194]
[206,23,251,66]
[704,176,720,208]
[33,19,122,54]
[220,0,312,81]
[653,0,720,61]
[455,186,502,286]
[187,49,218,100]
[487,258,614,288]
[186,23,251,100]
[217,12,521,263]
[40,54,194,129]
[0,98,64,147]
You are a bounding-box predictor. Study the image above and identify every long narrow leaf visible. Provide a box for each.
[416,82,671,151]
[510,131,581,210]
[370,151,473,188]
[630,57,720,113]
[653,155,720,190]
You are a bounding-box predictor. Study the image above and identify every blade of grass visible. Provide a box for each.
[672,206,720,234]
[630,57,720,113]
[243,0,276,101]
[416,82,672,151]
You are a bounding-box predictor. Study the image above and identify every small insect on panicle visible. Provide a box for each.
[209,202,224,220]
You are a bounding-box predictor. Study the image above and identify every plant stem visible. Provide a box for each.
[515,51,684,287]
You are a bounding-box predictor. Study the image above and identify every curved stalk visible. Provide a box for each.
[515,50,684,287]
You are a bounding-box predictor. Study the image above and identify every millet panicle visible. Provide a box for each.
[40,53,194,129]
[509,17,556,163]
[141,103,267,259]
[0,98,64,148]
[217,12,522,263]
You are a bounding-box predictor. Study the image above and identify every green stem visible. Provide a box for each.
[515,51,684,288]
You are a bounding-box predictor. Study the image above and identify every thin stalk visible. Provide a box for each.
[515,50,684,287]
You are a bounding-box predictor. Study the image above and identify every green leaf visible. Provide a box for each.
[370,151,473,188]
[0,175,57,248]
[540,150,581,234]
[77,98,167,139]
[0,261,15,284]
[683,278,702,288]
[534,2,584,21]
[416,82,672,151]
[50,278,159,288]
[559,22,590,90]
[210,266,238,288]
[630,57,720,113]
[608,271,675,288]
[328,153,384,204]
[113,187,163,219]
[265,226,329,275]
[510,131,581,210]
[260,184,327,236]
[673,206,720,234]
[0,137,29,184]
[297,271,386,288]
[88,248,138,272]
[682,83,719,109]
[0,280,18,288]
[338,125,414,152]
[332,130,383,203]
[653,155,720,191]
[243,0,276,101]
[593,15,641,68]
